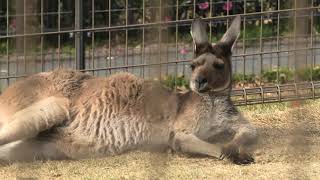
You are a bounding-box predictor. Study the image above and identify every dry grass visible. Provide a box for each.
[1,100,320,180]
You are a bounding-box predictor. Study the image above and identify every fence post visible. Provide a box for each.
[75,0,85,70]
[294,0,311,82]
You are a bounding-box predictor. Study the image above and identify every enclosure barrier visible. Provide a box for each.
[231,81,320,105]
[0,0,320,105]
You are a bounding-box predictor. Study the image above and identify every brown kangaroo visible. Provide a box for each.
[0,16,257,164]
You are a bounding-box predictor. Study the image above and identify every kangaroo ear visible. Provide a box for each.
[219,15,241,52]
[190,18,209,47]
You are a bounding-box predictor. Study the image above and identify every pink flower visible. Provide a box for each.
[198,2,209,10]
[223,1,233,12]
[179,48,189,55]
[164,16,171,22]
[10,19,16,29]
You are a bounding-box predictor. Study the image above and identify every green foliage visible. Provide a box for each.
[161,75,189,90]
[310,66,320,81]
[262,68,294,84]
[61,44,76,54]
[233,73,256,84]
[0,41,6,55]
[297,68,312,81]
[0,1,296,51]
[0,40,16,55]
[234,67,320,85]
[297,66,320,81]
[160,66,320,90]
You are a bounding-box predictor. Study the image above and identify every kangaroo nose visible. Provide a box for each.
[195,76,208,90]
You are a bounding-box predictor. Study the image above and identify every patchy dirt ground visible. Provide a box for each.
[0,101,320,180]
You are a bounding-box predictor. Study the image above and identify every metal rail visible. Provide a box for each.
[0,0,319,105]
[0,7,319,39]
[231,81,320,106]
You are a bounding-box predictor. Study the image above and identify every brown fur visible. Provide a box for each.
[0,16,257,164]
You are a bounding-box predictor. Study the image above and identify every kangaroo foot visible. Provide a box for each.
[219,144,255,165]
[231,153,254,165]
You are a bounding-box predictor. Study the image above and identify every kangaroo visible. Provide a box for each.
[0,16,257,164]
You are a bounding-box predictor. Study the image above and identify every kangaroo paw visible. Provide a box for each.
[231,153,255,165]
[220,144,255,165]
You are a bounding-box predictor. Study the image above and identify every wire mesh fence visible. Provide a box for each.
[0,0,320,105]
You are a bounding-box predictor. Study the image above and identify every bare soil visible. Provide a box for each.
[0,101,320,180]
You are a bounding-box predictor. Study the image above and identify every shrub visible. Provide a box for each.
[297,66,320,81]
[0,42,6,55]
[161,75,189,90]
[233,73,257,84]
[262,68,294,84]
[161,66,320,90]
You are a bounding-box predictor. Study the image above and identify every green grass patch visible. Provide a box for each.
[161,75,189,90]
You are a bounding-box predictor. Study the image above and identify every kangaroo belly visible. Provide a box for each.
[58,116,152,158]
[58,73,173,159]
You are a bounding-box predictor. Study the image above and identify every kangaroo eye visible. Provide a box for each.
[213,62,224,70]
[190,64,196,71]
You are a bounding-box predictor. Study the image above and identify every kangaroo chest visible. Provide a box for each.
[194,94,236,142]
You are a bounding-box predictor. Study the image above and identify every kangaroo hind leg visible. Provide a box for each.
[0,96,69,146]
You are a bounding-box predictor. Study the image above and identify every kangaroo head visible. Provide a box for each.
[189,16,241,93]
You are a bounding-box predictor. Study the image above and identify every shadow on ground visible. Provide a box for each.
[0,101,320,179]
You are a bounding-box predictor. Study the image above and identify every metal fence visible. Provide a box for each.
[0,0,320,105]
